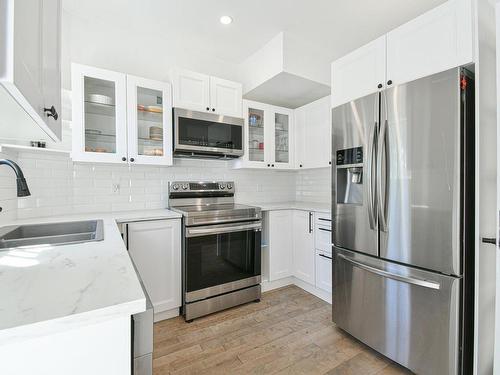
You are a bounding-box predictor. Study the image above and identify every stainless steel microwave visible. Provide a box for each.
[173,108,244,158]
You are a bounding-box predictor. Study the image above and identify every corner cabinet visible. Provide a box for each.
[171,68,242,117]
[71,64,173,165]
[295,95,332,169]
[233,100,294,170]
[0,0,62,141]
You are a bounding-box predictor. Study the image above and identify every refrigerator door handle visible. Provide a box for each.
[377,92,389,232]
[367,100,378,230]
[336,253,441,290]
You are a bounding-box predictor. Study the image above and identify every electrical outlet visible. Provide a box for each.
[112,183,120,193]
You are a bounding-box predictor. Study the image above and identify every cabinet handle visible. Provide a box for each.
[130,157,135,162]
[212,108,215,112]
[318,227,331,232]
[271,164,275,167]
[309,212,313,233]
[122,157,127,162]
[387,80,393,86]
[206,107,210,111]
[43,106,59,121]
[319,253,332,260]
[329,161,332,165]
[299,164,303,168]
[377,83,383,89]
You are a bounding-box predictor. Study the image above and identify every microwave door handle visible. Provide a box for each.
[186,222,262,237]
[337,253,440,290]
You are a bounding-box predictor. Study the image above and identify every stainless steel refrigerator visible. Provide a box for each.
[331,67,475,375]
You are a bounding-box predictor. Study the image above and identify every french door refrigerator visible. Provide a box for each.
[331,67,475,375]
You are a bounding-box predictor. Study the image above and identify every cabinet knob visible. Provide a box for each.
[267,164,270,167]
[212,108,215,112]
[271,164,275,167]
[122,157,127,162]
[43,106,59,121]
[299,164,303,168]
[387,80,393,86]
[377,83,383,89]
[329,161,332,165]
[206,107,210,111]
[130,157,135,162]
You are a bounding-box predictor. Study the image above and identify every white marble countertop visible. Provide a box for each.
[0,209,181,345]
[240,201,331,214]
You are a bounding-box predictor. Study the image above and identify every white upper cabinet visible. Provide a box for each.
[331,0,474,105]
[295,95,332,169]
[233,100,294,169]
[126,75,173,166]
[71,64,173,165]
[386,0,473,87]
[209,76,243,118]
[0,0,62,141]
[292,210,315,285]
[331,36,386,108]
[171,69,242,117]
[171,69,210,112]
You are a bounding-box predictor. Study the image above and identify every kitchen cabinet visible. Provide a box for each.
[125,219,182,315]
[126,75,173,165]
[171,68,242,117]
[331,0,474,106]
[268,210,294,281]
[315,251,332,293]
[0,0,62,141]
[386,0,473,87]
[295,95,332,169]
[292,210,315,284]
[71,64,173,165]
[233,100,294,169]
[331,36,386,108]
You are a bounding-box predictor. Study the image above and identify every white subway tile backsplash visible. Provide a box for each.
[0,148,330,223]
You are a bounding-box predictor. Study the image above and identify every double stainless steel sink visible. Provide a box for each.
[0,220,104,250]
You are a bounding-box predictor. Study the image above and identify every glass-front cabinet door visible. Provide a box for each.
[274,112,290,166]
[127,75,173,165]
[247,107,265,163]
[71,64,128,163]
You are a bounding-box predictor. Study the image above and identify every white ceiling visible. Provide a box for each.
[63,0,447,67]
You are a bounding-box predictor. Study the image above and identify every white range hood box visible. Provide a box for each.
[240,32,331,108]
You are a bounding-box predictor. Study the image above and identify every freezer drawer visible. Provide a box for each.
[333,248,460,375]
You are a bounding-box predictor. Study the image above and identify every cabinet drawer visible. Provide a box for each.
[315,224,331,254]
[315,251,332,293]
[314,212,331,226]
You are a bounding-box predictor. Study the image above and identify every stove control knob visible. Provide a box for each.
[182,184,189,190]
[227,183,233,190]
[219,183,226,190]
[172,184,179,191]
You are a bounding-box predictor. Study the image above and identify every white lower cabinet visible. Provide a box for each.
[315,251,332,293]
[268,210,294,281]
[125,219,181,315]
[292,210,315,284]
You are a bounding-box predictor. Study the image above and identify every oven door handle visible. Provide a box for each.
[186,222,262,237]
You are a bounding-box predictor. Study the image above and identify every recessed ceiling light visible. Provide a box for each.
[220,16,233,25]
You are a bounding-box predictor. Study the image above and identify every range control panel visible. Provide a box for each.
[169,181,235,193]
[336,147,363,165]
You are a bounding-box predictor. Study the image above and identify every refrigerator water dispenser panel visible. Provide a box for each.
[336,147,363,205]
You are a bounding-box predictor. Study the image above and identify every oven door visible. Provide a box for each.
[174,108,244,157]
[184,221,261,302]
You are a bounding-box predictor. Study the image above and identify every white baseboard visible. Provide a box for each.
[154,307,180,322]
[261,276,294,292]
[262,276,332,304]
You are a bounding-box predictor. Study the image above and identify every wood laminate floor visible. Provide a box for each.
[153,285,412,375]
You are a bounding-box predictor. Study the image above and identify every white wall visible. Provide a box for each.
[475,0,497,373]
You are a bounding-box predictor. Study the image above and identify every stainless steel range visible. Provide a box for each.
[168,181,262,321]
